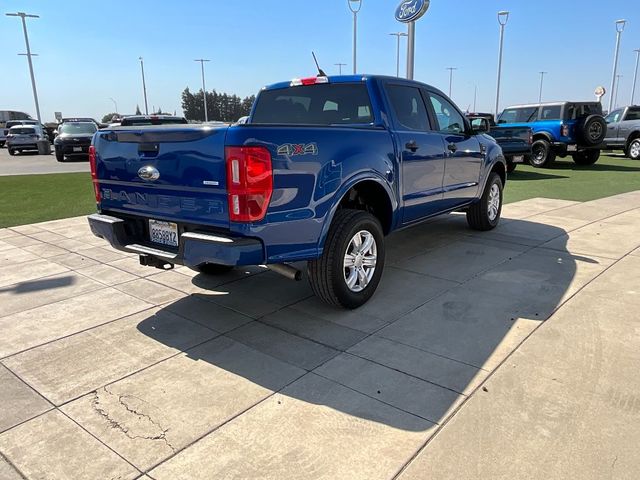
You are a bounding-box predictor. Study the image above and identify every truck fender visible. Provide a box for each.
[533,131,553,143]
[479,145,507,193]
[317,171,397,252]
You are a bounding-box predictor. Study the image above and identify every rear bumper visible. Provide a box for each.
[551,142,602,153]
[88,213,265,267]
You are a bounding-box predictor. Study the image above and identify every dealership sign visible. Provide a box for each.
[395,0,430,23]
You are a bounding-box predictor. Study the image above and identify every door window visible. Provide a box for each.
[625,109,640,121]
[387,85,430,131]
[605,109,623,123]
[428,93,465,134]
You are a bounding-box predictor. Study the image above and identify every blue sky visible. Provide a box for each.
[1,0,638,121]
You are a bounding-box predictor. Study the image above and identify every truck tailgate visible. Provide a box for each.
[94,125,230,229]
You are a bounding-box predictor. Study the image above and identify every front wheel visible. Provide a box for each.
[627,139,640,160]
[8,148,15,156]
[529,139,556,168]
[466,172,503,231]
[572,150,600,165]
[308,209,385,309]
[55,150,65,162]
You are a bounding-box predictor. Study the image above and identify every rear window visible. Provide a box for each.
[566,103,603,119]
[499,107,538,123]
[120,117,188,126]
[252,83,374,125]
[11,127,35,135]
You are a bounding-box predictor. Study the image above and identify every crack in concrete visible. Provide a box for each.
[91,386,176,452]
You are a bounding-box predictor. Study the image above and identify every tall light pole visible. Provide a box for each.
[446,67,457,98]
[631,49,640,105]
[334,63,347,74]
[6,12,42,123]
[473,85,478,112]
[538,71,547,103]
[347,0,362,75]
[389,32,408,77]
[495,10,509,116]
[138,57,149,115]
[109,97,118,113]
[614,74,623,109]
[194,59,211,122]
[609,19,626,113]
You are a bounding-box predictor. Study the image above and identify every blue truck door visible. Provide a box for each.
[385,84,446,224]
[425,90,483,205]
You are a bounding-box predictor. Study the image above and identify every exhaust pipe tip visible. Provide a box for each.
[268,263,303,281]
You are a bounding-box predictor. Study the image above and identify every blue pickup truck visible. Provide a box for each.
[497,101,606,168]
[88,75,506,308]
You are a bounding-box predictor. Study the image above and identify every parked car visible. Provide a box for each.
[6,124,51,155]
[466,113,532,173]
[119,115,188,126]
[1,119,40,148]
[497,102,606,168]
[54,121,98,162]
[88,74,507,308]
[603,105,640,160]
[0,110,33,147]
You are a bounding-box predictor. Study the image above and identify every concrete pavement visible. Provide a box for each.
[0,147,89,176]
[0,193,639,479]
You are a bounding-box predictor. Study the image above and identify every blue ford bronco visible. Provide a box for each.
[497,102,606,168]
[88,75,506,308]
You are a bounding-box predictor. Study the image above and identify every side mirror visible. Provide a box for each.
[471,118,490,133]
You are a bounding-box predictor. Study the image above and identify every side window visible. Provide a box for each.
[387,85,430,131]
[428,93,465,134]
[540,105,562,120]
[605,109,623,123]
[625,109,640,121]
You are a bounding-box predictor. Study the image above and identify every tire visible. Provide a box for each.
[55,151,65,162]
[572,149,600,165]
[308,209,385,309]
[195,263,234,275]
[8,148,15,156]
[577,115,607,146]
[506,162,517,174]
[627,138,640,160]
[0,141,5,148]
[466,172,503,231]
[529,139,556,168]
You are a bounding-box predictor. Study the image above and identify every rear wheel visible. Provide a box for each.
[308,209,385,309]
[572,149,600,165]
[195,263,234,275]
[467,172,503,231]
[530,139,556,168]
[627,139,640,160]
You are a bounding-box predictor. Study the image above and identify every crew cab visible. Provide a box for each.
[88,75,506,308]
[466,112,532,173]
[603,105,640,160]
[498,102,606,168]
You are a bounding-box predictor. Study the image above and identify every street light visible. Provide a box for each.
[139,57,149,115]
[347,0,363,75]
[495,10,509,116]
[6,12,42,123]
[608,19,626,113]
[194,59,211,122]
[334,63,347,74]
[538,71,548,103]
[631,49,640,105]
[389,32,408,77]
[614,74,623,109]
[109,97,118,113]
[446,67,457,98]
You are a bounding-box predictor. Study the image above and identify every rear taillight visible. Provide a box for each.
[561,124,569,137]
[88,145,101,202]
[225,146,273,222]
[290,76,329,87]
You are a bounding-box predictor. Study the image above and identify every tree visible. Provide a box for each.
[101,113,118,123]
[181,87,256,122]
[135,104,142,115]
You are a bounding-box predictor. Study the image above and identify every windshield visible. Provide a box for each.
[59,123,97,135]
[120,117,188,126]
[11,127,36,135]
[252,83,374,125]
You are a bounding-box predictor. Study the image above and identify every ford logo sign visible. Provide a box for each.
[395,0,429,23]
[138,165,160,181]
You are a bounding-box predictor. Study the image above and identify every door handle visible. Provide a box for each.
[405,141,419,152]
[448,143,458,153]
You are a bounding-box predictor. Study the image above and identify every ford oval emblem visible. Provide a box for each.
[395,0,429,23]
[138,165,160,181]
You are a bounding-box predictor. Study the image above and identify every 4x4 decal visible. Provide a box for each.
[277,143,318,156]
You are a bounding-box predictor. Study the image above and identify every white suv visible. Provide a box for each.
[6,124,51,155]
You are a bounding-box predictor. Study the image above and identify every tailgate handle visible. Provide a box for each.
[138,143,160,156]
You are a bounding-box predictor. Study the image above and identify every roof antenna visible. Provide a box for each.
[312,51,327,77]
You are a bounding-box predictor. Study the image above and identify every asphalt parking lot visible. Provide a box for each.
[0,147,89,176]
[1,193,639,479]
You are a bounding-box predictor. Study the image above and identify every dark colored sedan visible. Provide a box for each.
[54,122,97,162]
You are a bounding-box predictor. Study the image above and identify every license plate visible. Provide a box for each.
[73,146,82,152]
[513,155,524,163]
[567,145,577,152]
[149,220,178,247]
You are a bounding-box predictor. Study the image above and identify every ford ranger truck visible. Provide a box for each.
[88,75,506,309]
